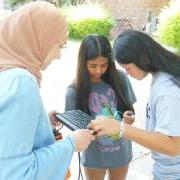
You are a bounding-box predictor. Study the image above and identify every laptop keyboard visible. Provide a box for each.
[55,110,94,131]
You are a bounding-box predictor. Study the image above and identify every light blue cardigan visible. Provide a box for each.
[0,68,75,180]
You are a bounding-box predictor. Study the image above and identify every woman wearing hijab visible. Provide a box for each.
[0,1,95,180]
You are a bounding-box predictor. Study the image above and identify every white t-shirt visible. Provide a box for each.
[146,72,180,180]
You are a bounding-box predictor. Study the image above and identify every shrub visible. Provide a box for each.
[63,4,115,39]
[4,0,85,10]
[49,0,85,7]
[68,18,114,39]
[157,0,180,52]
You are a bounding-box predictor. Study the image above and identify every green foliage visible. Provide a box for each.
[63,4,115,39]
[49,0,85,7]
[68,18,114,39]
[4,0,85,9]
[157,0,180,52]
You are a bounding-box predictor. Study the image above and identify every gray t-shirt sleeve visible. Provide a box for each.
[65,86,77,111]
[119,70,136,104]
[155,95,180,136]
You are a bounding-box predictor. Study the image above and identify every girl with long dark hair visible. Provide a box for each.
[65,34,136,180]
[89,30,180,180]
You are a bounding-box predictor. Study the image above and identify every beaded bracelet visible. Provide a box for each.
[119,121,125,138]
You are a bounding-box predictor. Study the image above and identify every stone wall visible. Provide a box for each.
[99,0,170,38]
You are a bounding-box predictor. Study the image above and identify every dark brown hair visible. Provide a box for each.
[73,34,134,115]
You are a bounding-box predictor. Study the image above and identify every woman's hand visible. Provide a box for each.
[71,129,95,152]
[48,110,62,129]
[88,116,120,136]
[123,111,135,125]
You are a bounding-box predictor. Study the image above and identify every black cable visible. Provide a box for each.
[78,152,83,180]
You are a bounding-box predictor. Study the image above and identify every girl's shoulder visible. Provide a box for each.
[152,72,180,97]
[0,68,36,81]
[66,83,77,97]
[117,68,126,76]
[0,68,38,91]
[67,83,77,91]
[67,83,76,88]
[116,68,130,83]
[116,68,127,78]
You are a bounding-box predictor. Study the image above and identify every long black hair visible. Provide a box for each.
[74,34,134,115]
[113,30,180,76]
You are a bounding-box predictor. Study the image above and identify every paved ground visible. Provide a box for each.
[40,41,154,180]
